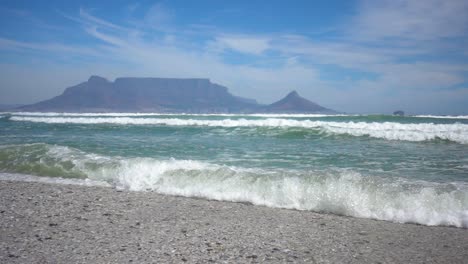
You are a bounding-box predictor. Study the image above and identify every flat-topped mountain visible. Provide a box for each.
[19,76,257,113]
[17,76,335,113]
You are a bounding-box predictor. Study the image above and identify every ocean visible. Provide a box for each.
[1,112,467,228]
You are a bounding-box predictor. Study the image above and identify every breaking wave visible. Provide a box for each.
[414,115,468,119]
[0,143,467,228]
[9,116,468,144]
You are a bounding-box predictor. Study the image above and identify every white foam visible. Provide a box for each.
[0,172,111,187]
[112,163,468,227]
[1,143,467,228]
[7,161,468,228]
[6,112,468,119]
[9,116,468,144]
[414,115,468,119]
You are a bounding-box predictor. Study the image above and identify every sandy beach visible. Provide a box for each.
[1,180,467,263]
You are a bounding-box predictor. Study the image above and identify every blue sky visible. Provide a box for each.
[1,0,467,114]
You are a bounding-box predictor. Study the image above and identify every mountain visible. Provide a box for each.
[263,91,334,113]
[0,104,24,111]
[17,76,335,113]
[18,76,258,113]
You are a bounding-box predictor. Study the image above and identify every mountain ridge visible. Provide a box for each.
[263,90,332,113]
[16,76,335,113]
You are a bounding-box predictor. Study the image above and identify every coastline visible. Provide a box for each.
[1,180,467,263]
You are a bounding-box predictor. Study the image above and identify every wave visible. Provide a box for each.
[414,115,468,119]
[1,143,467,227]
[0,173,111,187]
[9,116,468,144]
[6,112,468,119]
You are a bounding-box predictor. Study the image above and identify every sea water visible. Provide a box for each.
[1,112,467,227]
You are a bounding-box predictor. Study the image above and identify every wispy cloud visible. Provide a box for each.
[0,37,103,57]
[79,8,127,31]
[212,35,271,55]
[351,0,468,40]
[144,3,173,30]
[84,27,127,47]
[0,0,467,113]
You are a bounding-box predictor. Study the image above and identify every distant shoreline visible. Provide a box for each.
[1,180,467,263]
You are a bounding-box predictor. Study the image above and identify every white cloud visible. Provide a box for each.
[373,63,465,90]
[1,1,467,114]
[145,3,173,29]
[213,35,271,55]
[79,8,127,31]
[84,27,127,47]
[0,37,103,57]
[352,0,468,40]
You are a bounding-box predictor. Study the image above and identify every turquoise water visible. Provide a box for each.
[1,112,467,227]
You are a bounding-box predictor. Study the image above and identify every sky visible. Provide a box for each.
[0,0,467,114]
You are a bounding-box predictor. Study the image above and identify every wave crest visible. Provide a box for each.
[1,143,467,227]
[9,116,468,144]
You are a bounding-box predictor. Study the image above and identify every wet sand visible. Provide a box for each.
[1,180,467,263]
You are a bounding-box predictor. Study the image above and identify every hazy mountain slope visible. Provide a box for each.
[263,91,334,113]
[17,76,335,113]
[18,76,258,113]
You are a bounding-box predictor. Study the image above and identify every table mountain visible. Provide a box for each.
[18,76,258,113]
[17,76,335,113]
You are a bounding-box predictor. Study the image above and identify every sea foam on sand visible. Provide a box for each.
[1,180,468,263]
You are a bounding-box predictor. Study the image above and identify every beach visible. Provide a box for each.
[1,180,467,263]
[2,0,468,263]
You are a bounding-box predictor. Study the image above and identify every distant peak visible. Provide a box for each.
[88,75,108,83]
[286,90,300,98]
